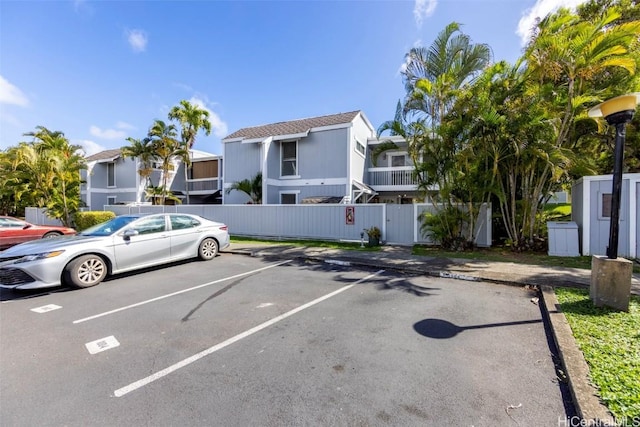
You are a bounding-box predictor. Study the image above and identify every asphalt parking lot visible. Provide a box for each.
[1,253,573,426]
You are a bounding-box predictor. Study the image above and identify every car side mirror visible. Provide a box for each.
[23,224,32,229]
[122,229,139,241]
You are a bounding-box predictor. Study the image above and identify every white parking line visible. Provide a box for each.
[113,269,385,397]
[73,260,292,324]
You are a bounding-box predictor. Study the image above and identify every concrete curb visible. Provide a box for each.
[539,286,616,427]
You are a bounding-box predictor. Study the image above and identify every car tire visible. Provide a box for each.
[198,238,218,261]
[42,231,62,239]
[63,255,107,288]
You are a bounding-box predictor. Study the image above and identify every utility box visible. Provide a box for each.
[547,221,580,257]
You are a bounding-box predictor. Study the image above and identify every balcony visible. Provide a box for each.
[367,166,417,190]
[186,177,222,194]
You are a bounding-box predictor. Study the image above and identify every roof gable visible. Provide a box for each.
[85,149,122,162]
[223,111,362,142]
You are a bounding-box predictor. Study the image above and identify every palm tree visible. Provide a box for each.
[402,22,491,125]
[146,120,186,205]
[384,23,491,247]
[47,148,85,226]
[121,137,156,187]
[168,100,212,204]
[525,7,640,149]
[226,172,262,204]
[6,127,85,225]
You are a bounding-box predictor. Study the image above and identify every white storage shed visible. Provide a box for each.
[571,173,640,259]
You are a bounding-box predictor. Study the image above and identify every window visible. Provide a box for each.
[391,155,406,167]
[281,141,297,177]
[355,138,365,156]
[280,193,297,204]
[107,162,116,187]
[601,193,612,218]
[170,215,200,230]
[131,216,166,235]
[0,217,25,228]
[107,196,117,205]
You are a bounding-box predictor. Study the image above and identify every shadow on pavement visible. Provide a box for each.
[413,317,543,339]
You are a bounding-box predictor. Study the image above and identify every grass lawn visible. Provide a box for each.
[230,236,382,251]
[555,288,640,422]
[412,245,596,269]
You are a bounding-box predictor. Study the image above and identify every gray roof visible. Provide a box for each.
[223,111,362,141]
[85,149,122,162]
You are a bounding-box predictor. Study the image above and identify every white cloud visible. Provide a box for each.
[414,0,437,28]
[517,0,590,46]
[73,0,93,15]
[89,122,136,140]
[89,125,127,140]
[115,121,135,130]
[187,96,228,138]
[397,39,424,76]
[126,29,148,53]
[174,82,194,92]
[208,111,228,139]
[0,75,29,107]
[78,139,107,156]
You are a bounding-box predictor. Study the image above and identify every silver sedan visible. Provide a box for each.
[0,213,230,290]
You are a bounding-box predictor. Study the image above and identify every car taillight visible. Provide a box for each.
[219,226,228,231]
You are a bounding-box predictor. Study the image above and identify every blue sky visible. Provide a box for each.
[0,0,589,157]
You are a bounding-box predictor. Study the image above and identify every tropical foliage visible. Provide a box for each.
[168,100,212,204]
[0,127,85,226]
[226,172,262,204]
[121,137,156,187]
[381,3,640,251]
[380,22,492,248]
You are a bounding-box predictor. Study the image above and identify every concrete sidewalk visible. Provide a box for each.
[222,242,640,296]
[222,242,639,426]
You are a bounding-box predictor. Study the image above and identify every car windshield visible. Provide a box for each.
[79,216,139,236]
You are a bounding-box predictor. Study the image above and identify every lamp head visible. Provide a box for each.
[589,93,640,125]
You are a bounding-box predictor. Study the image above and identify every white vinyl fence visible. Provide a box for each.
[26,203,492,247]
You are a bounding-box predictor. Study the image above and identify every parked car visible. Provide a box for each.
[0,213,230,290]
[0,216,76,250]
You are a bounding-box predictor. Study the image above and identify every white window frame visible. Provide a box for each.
[280,140,299,178]
[279,191,299,204]
[598,192,612,219]
[107,162,116,187]
[597,191,625,221]
[388,152,409,167]
[354,137,366,157]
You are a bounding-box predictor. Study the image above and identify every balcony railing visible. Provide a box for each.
[368,166,417,187]
[186,177,221,192]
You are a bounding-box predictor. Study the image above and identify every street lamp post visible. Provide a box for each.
[588,93,640,259]
[587,93,639,312]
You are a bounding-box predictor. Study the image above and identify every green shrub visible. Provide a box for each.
[73,211,115,231]
[419,205,473,251]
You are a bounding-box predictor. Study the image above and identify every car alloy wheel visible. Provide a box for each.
[198,238,218,261]
[64,255,107,288]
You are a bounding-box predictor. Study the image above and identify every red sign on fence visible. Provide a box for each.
[345,206,354,225]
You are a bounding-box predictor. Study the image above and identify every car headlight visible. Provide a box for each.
[15,250,65,263]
